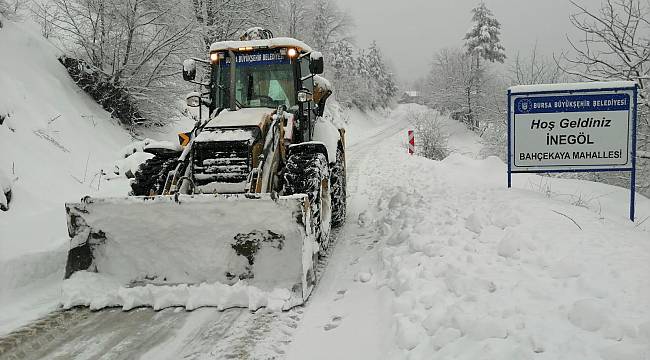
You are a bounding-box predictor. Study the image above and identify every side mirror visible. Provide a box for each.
[186,91,201,107]
[182,59,196,81]
[309,51,324,75]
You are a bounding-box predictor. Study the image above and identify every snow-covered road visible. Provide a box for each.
[2,104,649,360]
[0,106,414,360]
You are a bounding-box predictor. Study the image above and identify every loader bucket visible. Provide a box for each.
[64,194,318,306]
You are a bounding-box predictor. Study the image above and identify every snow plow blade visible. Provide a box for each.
[64,194,317,308]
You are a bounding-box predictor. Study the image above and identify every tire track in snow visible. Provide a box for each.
[199,120,412,359]
[285,114,415,359]
[0,113,412,360]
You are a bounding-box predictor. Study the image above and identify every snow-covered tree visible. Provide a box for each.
[283,0,309,39]
[310,0,353,53]
[455,2,506,131]
[191,0,272,47]
[35,0,196,125]
[464,2,506,66]
[328,40,358,101]
[364,42,398,105]
[426,48,475,113]
[326,40,396,109]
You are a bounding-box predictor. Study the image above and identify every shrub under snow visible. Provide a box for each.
[412,110,450,161]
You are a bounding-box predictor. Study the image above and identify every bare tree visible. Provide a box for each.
[510,43,565,85]
[284,0,308,38]
[560,0,650,194]
[310,0,353,53]
[0,0,23,16]
[1,0,25,27]
[30,2,61,38]
[426,48,483,128]
[191,0,272,47]
[33,0,196,125]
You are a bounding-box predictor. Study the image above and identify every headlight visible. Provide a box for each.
[287,48,298,58]
[297,91,312,103]
[186,92,201,107]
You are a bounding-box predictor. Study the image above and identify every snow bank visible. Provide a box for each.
[374,152,650,359]
[61,271,299,312]
[0,19,134,333]
[346,106,650,359]
[0,19,132,260]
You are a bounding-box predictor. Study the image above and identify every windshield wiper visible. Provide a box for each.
[216,84,243,109]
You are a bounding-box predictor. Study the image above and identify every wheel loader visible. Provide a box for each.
[64,27,346,307]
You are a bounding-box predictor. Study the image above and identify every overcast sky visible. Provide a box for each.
[342,0,582,85]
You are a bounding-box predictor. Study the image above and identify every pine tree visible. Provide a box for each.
[461,2,505,130]
[464,2,506,66]
[330,41,356,79]
[359,42,397,107]
[367,42,397,104]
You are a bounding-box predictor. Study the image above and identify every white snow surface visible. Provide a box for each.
[209,37,312,53]
[194,128,256,142]
[0,19,184,334]
[205,107,270,128]
[313,117,341,162]
[0,19,131,333]
[62,271,299,312]
[314,74,331,91]
[287,103,650,360]
[509,81,636,93]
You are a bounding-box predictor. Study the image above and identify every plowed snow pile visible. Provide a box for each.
[325,110,650,359]
[62,272,300,312]
[379,157,649,359]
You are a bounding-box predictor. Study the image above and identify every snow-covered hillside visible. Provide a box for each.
[0,19,134,332]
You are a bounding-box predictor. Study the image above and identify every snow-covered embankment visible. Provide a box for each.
[0,19,133,334]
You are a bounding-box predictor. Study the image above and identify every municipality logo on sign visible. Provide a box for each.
[517,99,533,113]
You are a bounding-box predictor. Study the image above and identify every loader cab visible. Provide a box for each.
[182,41,325,142]
[213,48,296,110]
[209,47,322,109]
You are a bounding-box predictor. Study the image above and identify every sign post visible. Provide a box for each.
[408,130,415,155]
[507,81,638,221]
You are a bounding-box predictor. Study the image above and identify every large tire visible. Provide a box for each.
[330,147,346,227]
[130,152,180,196]
[283,152,332,250]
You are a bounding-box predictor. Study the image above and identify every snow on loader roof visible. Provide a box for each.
[209,37,312,53]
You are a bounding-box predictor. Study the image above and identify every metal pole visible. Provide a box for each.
[630,85,638,221]
[507,90,512,188]
[229,50,237,111]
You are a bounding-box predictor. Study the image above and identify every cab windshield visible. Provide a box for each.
[214,50,296,109]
